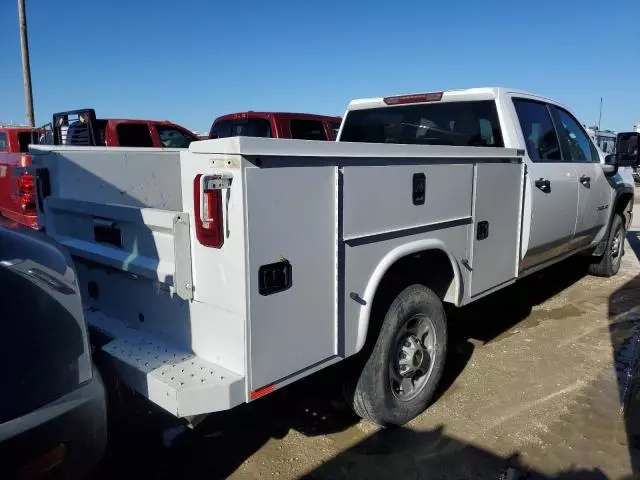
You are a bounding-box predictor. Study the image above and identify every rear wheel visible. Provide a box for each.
[589,214,625,277]
[348,284,447,426]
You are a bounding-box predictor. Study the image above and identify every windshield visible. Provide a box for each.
[210,118,272,138]
[156,125,195,148]
[340,100,503,147]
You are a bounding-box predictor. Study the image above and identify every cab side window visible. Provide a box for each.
[513,99,562,162]
[0,133,8,152]
[551,107,600,163]
[156,125,194,148]
[116,123,154,147]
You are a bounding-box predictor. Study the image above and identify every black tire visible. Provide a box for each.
[589,214,625,277]
[349,284,447,426]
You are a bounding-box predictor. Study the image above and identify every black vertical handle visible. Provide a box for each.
[35,168,51,213]
[412,173,426,205]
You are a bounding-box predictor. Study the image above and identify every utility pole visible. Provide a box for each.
[18,0,35,127]
[597,97,603,131]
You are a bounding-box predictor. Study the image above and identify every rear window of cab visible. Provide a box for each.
[210,119,273,139]
[340,100,503,147]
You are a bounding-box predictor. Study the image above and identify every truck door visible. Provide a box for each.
[550,106,609,250]
[512,98,579,271]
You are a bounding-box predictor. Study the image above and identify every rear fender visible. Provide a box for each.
[354,239,462,353]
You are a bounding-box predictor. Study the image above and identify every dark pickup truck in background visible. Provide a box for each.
[0,222,106,478]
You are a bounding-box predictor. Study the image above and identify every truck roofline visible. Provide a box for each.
[0,126,41,132]
[102,118,187,126]
[346,87,568,112]
[213,112,342,123]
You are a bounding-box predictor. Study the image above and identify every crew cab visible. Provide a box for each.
[0,110,198,229]
[54,109,198,148]
[32,87,636,427]
[338,88,636,275]
[209,112,341,141]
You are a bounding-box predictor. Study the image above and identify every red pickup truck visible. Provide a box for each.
[54,109,197,148]
[209,112,341,141]
[0,109,198,228]
[0,126,42,228]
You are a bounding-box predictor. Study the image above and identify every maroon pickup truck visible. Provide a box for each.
[209,112,341,141]
[54,109,197,148]
[0,109,198,229]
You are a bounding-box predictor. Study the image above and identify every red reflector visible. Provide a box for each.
[16,173,35,194]
[16,173,36,213]
[383,92,443,105]
[20,154,32,167]
[193,174,224,248]
[19,443,67,478]
[20,193,36,212]
[250,384,275,400]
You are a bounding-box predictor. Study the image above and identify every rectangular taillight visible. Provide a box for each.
[193,174,224,248]
[15,159,36,213]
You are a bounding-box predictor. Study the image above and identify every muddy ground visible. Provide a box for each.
[98,227,640,479]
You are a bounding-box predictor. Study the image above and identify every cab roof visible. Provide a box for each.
[346,87,567,112]
[214,112,341,123]
[0,126,40,133]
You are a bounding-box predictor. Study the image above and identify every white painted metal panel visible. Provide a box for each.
[178,151,249,318]
[44,199,180,285]
[469,163,524,296]
[245,164,337,390]
[342,164,473,240]
[342,225,471,356]
[31,147,183,210]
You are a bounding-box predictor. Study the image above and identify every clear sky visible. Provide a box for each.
[0,0,638,133]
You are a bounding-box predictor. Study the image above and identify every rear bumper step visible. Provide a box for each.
[89,312,245,417]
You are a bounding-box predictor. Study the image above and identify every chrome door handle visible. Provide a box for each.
[579,175,591,186]
[535,178,551,192]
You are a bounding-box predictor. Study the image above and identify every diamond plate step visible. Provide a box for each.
[101,335,245,417]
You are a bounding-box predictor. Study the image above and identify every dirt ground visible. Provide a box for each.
[99,227,640,479]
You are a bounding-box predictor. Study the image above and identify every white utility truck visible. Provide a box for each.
[33,88,636,426]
